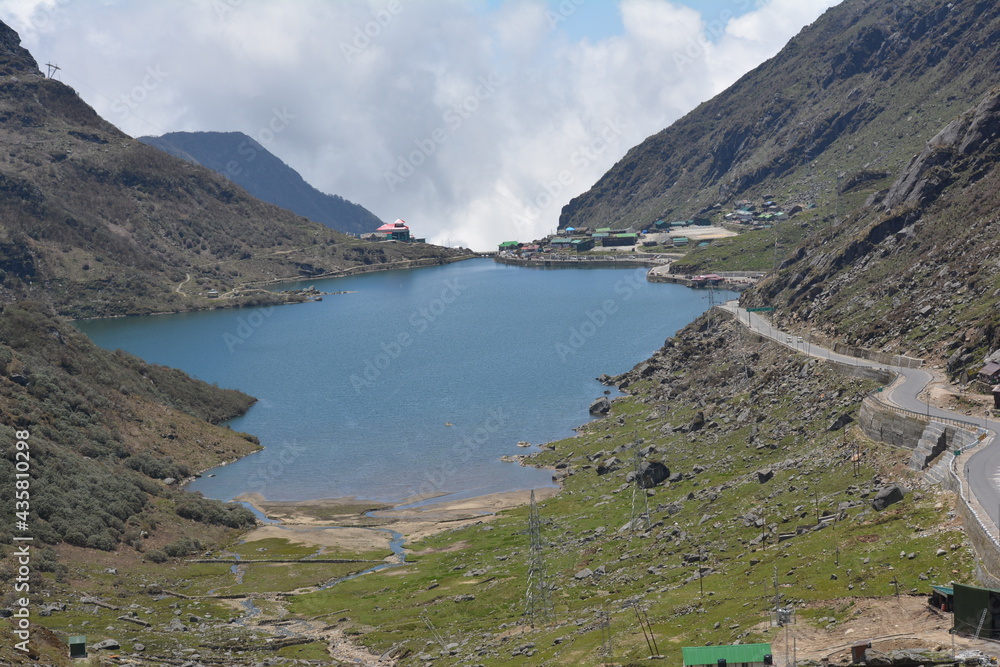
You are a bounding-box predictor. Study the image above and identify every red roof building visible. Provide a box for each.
[375,219,411,241]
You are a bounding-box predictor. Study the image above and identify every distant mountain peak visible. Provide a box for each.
[139,130,384,235]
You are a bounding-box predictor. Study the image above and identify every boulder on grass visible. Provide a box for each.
[636,461,670,488]
[872,484,906,511]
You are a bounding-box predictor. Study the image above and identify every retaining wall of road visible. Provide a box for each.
[830,342,923,369]
[828,361,893,384]
[950,470,1000,588]
[861,394,1000,585]
[858,398,927,450]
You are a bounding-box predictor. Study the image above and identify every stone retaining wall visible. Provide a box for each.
[831,341,922,368]
[858,397,927,450]
[828,360,894,384]
[955,489,1000,588]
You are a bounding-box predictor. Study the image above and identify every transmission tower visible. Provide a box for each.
[45,63,60,79]
[598,609,613,660]
[629,438,651,535]
[524,490,551,626]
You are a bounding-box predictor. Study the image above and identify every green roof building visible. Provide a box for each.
[682,643,772,667]
[68,636,87,658]
[954,582,1000,638]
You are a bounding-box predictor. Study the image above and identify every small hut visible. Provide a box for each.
[68,635,87,658]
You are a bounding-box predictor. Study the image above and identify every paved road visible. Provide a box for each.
[720,301,1000,531]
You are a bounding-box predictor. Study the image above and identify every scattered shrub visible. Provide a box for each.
[175,496,256,528]
[145,549,168,564]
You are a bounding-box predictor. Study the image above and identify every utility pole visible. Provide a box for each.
[773,565,780,626]
[634,604,660,659]
[699,546,705,598]
[762,505,767,550]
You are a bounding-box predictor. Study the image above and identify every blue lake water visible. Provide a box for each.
[76,259,733,503]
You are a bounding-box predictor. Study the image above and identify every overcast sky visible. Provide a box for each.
[4,0,842,250]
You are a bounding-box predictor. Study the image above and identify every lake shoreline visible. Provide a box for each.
[81,260,733,514]
[68,254,481,321]
[233,486,562,553]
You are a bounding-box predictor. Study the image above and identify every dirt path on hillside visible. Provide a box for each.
[770,595,1000,664]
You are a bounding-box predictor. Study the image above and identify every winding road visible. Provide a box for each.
[719,301,1000,534]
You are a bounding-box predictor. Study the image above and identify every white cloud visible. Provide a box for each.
[3,0,842,250]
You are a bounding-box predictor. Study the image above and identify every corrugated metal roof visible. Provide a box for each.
[683,643,772,666]
[932,585,954,595]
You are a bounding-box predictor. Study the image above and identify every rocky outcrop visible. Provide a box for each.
[635,461,670,488]
[589,396,611,416]
[0,21,40,77]
[872,484,906,510]
[559,2,1000,232]
[883,88,1000,211]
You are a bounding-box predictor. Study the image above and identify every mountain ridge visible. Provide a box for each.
[559,0,1000,232]
[138,130,385,235]
[0,21,467,319]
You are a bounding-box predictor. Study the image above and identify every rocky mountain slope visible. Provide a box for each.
[559,0,1000,233]
[139,131,384,235]
[746,85,1000,377]
[0,21,466,319]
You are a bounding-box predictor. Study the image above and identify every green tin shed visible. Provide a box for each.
[68,635,87,658]
[682,643,773,667]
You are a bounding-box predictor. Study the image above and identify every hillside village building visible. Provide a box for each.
[375,219,411,241]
